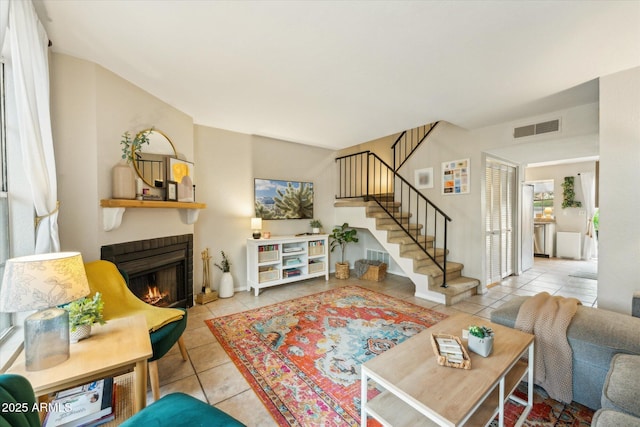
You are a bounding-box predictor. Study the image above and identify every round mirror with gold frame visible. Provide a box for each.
[133,129,177,187]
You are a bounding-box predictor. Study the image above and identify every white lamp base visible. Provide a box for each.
[25,308,70,371]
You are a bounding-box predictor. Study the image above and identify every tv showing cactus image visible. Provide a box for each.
[254,178,313,220]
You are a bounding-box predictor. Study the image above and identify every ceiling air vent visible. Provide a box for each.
[513,119,560,139]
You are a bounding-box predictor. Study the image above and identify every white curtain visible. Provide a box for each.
[580,172,597,260]
[3,0,60,253]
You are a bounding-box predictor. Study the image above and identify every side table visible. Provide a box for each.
[8,315,152,415]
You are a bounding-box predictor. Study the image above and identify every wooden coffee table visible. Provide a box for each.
[8,315,152,414]
[360,313,534,426]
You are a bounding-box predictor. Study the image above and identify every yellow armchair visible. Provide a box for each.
[84,260,188,402]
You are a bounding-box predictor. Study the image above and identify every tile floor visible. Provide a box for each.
[149,257,598,426]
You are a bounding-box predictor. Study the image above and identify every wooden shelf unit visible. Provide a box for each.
[246,234,329,296]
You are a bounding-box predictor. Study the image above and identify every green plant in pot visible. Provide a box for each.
[468,325,494,357]
[215,251,235,298]
[120,128,153,163]
[310,219,323,234]
[329,223,358,279]
[64,292,106,343]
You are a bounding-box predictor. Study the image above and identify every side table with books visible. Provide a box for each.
[7,315,152,423]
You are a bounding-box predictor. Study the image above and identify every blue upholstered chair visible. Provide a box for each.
[0,374,245,427]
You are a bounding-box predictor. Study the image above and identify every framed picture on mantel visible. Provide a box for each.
[166,181,177,202]
[167,158,194,202]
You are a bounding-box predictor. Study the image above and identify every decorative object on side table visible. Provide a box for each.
[196,248,218,304]
[251,217,263,239]
[215,251,234,298]
[468,325,494,357]
[310,219,322,234]
[0,252,90,371]
[63,292,106,343]
[329,223,359,279]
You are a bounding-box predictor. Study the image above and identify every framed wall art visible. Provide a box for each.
[442,158,470,195]
[167,158,194,202]
[254,178,313,220]
[166,180,177,201]
[414,167,434,189]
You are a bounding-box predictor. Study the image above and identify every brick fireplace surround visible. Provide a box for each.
[100,234,194,308]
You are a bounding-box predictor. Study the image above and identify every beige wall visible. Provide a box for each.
[399,103,600,289]
[50,53,337,299]
[193,130,335,292]
[525,161,598,233]
[599,66,640,314]
[51,53,194,262]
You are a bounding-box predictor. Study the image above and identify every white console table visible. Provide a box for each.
[246,234,329,296]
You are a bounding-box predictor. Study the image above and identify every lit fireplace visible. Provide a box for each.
[144,285,168,306]
[101,234,194,308]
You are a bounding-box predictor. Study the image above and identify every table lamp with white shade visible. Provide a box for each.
[251,217,263,239]
[0,252,90,371]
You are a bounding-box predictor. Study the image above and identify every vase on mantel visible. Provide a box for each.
[112,161,136,199]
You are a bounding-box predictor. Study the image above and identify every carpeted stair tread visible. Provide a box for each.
[430,276,480,305]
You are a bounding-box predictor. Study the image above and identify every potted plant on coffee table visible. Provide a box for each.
[329,223,358,279]
[64,292,106,343]
[468,325,494,357]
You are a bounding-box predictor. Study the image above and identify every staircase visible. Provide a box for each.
[335,126,480,306]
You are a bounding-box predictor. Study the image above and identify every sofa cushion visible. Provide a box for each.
[601,354,640,418]
[491,296,640,410]
[592,409,640,427]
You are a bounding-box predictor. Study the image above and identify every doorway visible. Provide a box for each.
[485,159,517,285]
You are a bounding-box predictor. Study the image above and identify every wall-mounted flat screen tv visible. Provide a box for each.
[254,178,313,220]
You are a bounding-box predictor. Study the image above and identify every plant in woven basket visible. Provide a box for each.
[329,223,358,263]
[64,292,106,332]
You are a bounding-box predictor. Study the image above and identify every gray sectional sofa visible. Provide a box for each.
[490,296,640,410]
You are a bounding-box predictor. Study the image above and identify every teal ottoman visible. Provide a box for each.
[120,392,245,427]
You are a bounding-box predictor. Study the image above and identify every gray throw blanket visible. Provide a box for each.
[515,292,581,404]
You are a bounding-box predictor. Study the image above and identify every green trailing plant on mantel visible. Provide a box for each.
[561,176,582,208]
[120,127,153,163]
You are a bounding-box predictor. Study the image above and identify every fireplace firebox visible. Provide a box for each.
[100,234,193,308]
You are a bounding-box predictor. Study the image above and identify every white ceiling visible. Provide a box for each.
[36,1,640,150]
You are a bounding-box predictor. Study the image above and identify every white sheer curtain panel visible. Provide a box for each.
[5,0,60,253]
[579,172,597,260]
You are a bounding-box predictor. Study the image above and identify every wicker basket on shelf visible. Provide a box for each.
[335,262,350,279]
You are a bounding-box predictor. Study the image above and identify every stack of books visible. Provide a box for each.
[44,377,115,427]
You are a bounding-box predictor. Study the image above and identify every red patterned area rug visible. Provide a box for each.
[206,285,447,426]
[206,285,594,426]
[493,383,594,427]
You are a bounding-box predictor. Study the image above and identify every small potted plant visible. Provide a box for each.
[64,292,106,343]
[215,251,234,298]
[120,128,153,163]
[310,219,322,234]
[468,325,494,357]
[329,223,359,279]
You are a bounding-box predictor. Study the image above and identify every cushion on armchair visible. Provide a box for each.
[119,392,245,426]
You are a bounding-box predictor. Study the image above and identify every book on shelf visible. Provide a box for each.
[44,378,115,427]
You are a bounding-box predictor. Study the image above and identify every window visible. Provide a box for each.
[0,61,13,340]
[530,180,554,219]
